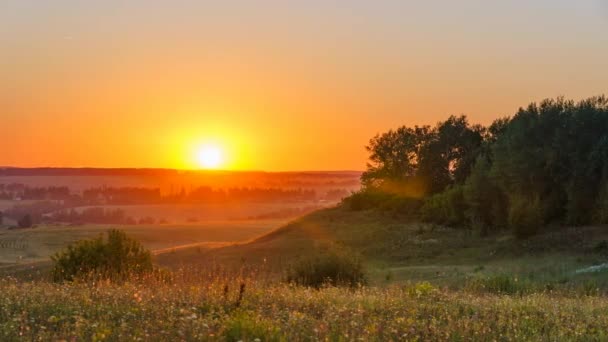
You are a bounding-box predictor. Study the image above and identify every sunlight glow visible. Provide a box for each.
[196,145,223,169]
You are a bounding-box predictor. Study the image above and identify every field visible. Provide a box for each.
[0,194,330,267]
[0,219,288,267]
[69,202,323,222]
[155,207,608,290]
[5,204,608,340]
[2,271,608,340]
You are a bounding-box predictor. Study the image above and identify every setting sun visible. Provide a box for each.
[196,146,223,169]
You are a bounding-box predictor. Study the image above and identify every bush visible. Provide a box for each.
[420,185,466,227]
[51,229,153,282]
[508,195,543,239]
[463,158,508,235]
[286,250,367,288]
[344,190,421,215]
[407,281,437,298]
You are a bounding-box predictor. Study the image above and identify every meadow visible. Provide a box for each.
[4,172,608,340]
[2,270,608,341]
[4,203,608,340]
[0,219,287,267]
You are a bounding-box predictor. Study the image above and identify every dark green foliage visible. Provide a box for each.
[508,195,543,239]
[463,157,507,235]
[51,229,153,282]
[417,115,485,193]
[362,115,484,195]
[286,250,367,288]
[355,95,608,238]
[344,190,422,215]
[361,126,431,189]
[594,183,608,224]
[419,185,466,227]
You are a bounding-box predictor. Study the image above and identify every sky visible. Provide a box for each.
[2,1,608,171]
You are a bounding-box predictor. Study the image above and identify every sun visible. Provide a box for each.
[196,145,223,169]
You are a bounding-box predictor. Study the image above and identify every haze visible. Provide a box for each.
[2,1,608,170]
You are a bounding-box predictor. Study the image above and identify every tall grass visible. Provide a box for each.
[2,268,608,340]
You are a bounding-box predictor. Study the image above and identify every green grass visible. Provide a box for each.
[0,220,286,266]
[2,270,608,340]
[5,205,608,339]
[157,206,608,289]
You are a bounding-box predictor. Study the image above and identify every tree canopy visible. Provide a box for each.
[353,96,608,238]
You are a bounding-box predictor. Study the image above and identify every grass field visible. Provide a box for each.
[157,207,608,290]
[0,219,287,267]
[2,270,608,340]
[70,201,324,222]
[5,206,608,340]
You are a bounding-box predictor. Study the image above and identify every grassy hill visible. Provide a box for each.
[157,206,608,288]
[4,206,608,340]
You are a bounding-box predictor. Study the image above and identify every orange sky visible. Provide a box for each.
[2,1,608,171]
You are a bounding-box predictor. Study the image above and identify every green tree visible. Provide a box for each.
[361,125,431,191]
[51,229,153,282]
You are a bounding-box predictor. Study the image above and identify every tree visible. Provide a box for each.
[51,229,153,282]
[418,115,485,193]
[362,115,484,196]
[361,125,432,194]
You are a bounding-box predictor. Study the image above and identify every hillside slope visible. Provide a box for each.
[156,206,608,285]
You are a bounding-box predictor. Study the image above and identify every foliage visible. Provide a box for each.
[51,229,152,282]
[357,96,608,238]
[407,281,437,298]
[508,195,544,239]
[419,185,466,227]
[463,157,507,235]
[362,115,484,195]
[344,189,421,215]
[286,250,367,288]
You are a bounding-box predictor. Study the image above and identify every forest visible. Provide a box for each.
[348,96,608,238]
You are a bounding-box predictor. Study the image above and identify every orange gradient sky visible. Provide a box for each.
[2,1,608,170]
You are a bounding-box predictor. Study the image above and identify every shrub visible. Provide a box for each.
[286,250,367,288]
[407,281,437,298]
[344,190,421,215]
[223,312,282,342]
[463,158,508,235]
[508,195,543,239]
[51,229,153,282]
[419,185,466,227]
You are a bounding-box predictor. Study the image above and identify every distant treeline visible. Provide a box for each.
[1,184,349,205]
[3,202,157,226]
[0,185,350,226]
[347,96,608,238]
[0,168,360,178]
